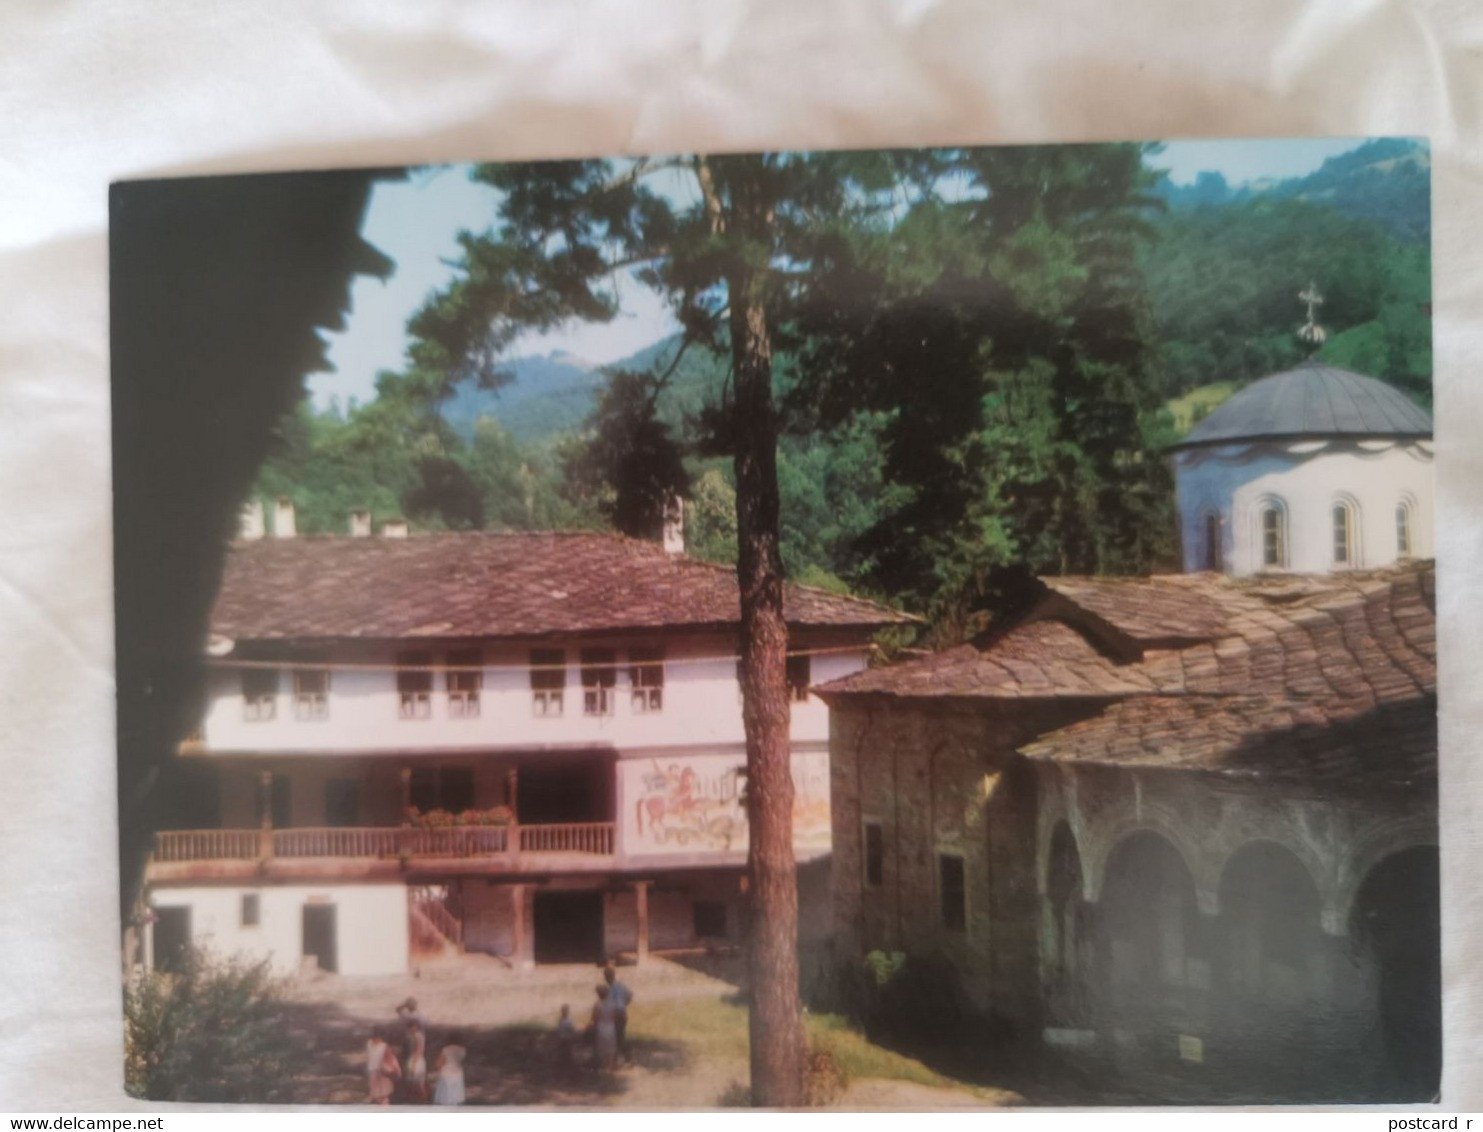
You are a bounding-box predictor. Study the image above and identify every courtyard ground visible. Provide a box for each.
[275,952,1025,1108]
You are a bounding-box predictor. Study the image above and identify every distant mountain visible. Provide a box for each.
[441,351,605,442]
[1154,138,1430,243]
[440,336,730,446]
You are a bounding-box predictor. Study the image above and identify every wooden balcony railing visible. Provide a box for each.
[151,822,616,863]
[518,821,615,855]
[273,827,403,859]
[154,829,261,861]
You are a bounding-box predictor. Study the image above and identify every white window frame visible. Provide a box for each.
[292,669,329,721]
[396,651,433,720]
[446,648,483,719]
[581,649,617,717]
[241,668,278,722]
[530,649,566,717]
[1256,497,1287,571]
[1331,495,1361,568]
[629,646,665,713]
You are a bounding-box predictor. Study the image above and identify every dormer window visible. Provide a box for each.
[242,668,278,722]
[293,669,329,721]
[581,648,617,716]
[629,646,664,713]
[1396,501,1413,559]
[446,648,482,718]
[1332,501,1356,567]
[1261,503,1286,569]
[396,651,433,719]
[786,654,812,703]
[530,649,565,716]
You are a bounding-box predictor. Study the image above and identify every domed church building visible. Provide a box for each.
[1172,294,1433,577]
[1173,362,1433,576]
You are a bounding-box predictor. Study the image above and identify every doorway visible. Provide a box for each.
[153,906,191,974]
[302,904,338,973]
[533,891,604,964]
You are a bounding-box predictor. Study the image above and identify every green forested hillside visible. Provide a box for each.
[253,141,1431,633]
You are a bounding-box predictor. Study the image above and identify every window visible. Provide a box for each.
[629,646,664,713]
[1261,505,1286,569]
[1332,501,1355,566]
[293,669,329,721]
[397,651,433,719]
[240,894,260,928]
[581,648,617,716]
[863,821,884,888]
[324,779,360,827]
[530,649,565,716]
[1203,511,1222,573]
[241,668,278,722]
[693,901,727,939]
[446,648,482,718]
[1396,501,1413,559]
[786,654,812,703]
[939,854,966,932]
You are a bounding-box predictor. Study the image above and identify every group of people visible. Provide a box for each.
[363,966,637,1105]
[365,997,466,1106]
[557,965,635,1074]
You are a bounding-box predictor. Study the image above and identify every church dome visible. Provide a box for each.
[1174,361,1432,449]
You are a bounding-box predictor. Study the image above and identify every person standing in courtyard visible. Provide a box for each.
[366,1027,401,1106]
[591,984,620,1072]
[555,1004,577,1076]
[431,1031,467,1106]
[402,1019,429,1103]
[603,965,634,1064]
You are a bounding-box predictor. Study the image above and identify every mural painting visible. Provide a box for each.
[623,752,832,858]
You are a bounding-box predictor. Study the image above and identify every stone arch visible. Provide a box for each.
[1096,830,1204,1017]
[1215,840,1326,1005]
[1082,807,1216,914]
[1329,815,1437,932]
[1394,491,1419,560]
[1348,845,1441,1100]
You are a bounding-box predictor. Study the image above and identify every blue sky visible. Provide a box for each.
[312,137,1381,410]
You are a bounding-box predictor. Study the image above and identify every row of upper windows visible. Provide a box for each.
[236,649,814,723]
[1201,499,1417,571]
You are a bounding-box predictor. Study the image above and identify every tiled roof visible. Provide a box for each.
[1018,693,1436,788]
[211,532,911,642]
[1173,361,1432,449]
[818,562,1435,784]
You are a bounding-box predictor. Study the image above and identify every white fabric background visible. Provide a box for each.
[0,0,1478,1112]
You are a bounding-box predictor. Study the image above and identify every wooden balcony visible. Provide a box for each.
[148,822,617,881]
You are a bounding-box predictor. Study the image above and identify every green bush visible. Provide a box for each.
[124,948,298,1102]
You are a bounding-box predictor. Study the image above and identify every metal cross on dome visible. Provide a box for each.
[1298,280,1327,351]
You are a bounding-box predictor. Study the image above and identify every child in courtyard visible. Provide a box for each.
[366,1027,401,1105]
[401,1019,428,1103]
[603,964,634,1064]
[555,1004,577,1075]
[431,1031,467,1106]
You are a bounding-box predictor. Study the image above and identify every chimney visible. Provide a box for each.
[273,496,296,539]
[381,518,409,539]
[662,495,685,555]
[349,509,372,538]
[238,499,265,541]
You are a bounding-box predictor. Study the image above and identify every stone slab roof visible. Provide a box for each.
[1173,361,1432,449]
[211,532,912,642]
[818,562,1435,785]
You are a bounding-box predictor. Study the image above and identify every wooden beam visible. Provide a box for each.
[634,880,651,966]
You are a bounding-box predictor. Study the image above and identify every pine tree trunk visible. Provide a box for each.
[725,189,805,1109]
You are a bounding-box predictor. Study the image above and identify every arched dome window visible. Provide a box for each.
[1260,501,1287,570]
[1202,511,1223,573]
[1396,500,1413,560]
[1332,499,1358,567]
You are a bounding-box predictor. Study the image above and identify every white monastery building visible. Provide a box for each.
[143,517,907,977]
[1172,360,1433,576]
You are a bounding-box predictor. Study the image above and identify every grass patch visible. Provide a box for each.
[628,996,954,1092]
[1166,381,1237,434]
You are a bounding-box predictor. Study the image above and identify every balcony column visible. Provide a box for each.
[510,884,533,970]
[257,770,273,860]
[398,767,413,862]
[633,880,652,967]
